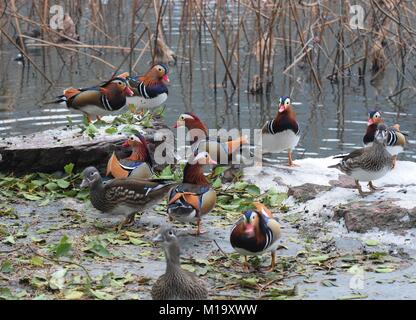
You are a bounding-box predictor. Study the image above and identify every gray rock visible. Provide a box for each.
[287,183,331,202]
[334,201,416,233]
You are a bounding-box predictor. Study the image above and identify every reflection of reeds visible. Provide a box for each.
[1,0,416,96]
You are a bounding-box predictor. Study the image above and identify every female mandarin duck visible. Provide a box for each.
[330,124,394,196]
[167,152,217,236]
[363,110,406,168]
[106,134,153,180]
[125,64,170,111]
[55,76,134,122]
[257,96,300,166]
[151,225,208,300]
[230,202,281,272]
[174,113,248,165]
[80,167,177,230]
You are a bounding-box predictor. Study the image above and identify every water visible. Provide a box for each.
[0,1,415,162]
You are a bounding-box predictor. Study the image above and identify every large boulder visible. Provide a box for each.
[287,183,331,202]
[334,201,416,233]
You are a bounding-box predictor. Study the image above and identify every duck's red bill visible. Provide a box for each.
[124,86,134,96]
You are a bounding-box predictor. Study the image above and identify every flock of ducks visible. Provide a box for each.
[55,64,407,300]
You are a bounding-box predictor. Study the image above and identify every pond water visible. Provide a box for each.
[0,1,415,162]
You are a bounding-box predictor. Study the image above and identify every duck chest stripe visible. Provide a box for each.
[268,120,275,134]
[388,131,397,146]
[139,83,149,99]
[101,95,113,110]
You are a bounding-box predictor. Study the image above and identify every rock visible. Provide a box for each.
[0,118,170,175]
[334,201,416,233]
[287,183,331,202]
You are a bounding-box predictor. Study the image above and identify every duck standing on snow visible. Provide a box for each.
[54,76,134,122]
[125,64,170,112]
[80,167,177,230]
[151,225,208,300]
[106,134,153,180]
[174,113,248,165]
[257,96,300,166]
[167,152,217,236]
[363,110,407,168]
[330,124,394,197]
[230,202,281,272]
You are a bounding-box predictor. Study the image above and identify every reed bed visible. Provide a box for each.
[1,0,416,98]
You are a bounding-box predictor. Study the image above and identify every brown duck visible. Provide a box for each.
[106,134,153,180]
[80,167,177,229]
[151,225,208,300]
[167,152,217,235]
[54,75,134,122]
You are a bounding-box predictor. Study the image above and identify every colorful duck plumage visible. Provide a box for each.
[363,110,407,168]
[174,113,248,164]
[230,202,281,271]
[258,96,300,166]
[125,64,170,110]
[106,134,153,180]
[55,77,134,122]
[167,152,217,235]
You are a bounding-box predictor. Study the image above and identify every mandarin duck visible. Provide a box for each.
[174,113,248,165]
[257,96,300,166]
[106,134,153,180]
[80,167,177,230]
[230,202,281,272]
[54,76,134,122]
[151,225,208,300]
[330,124,394,197]
[124,64,170,111]
[363,110,407,168]
[167,152,217,236]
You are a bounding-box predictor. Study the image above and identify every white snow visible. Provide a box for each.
[243,157,416,250]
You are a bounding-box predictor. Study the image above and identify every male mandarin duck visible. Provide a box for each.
[167,152,217,236]
[151,225,208,300]
[257,96,300,166]
[174,113,248,164]
[124,64,170,111]
[54,76,133,122]
[80,167,177,230]
[106,134,153,180]
[230,202,281,272]
[363,110,406,168]
[330,124,394,197]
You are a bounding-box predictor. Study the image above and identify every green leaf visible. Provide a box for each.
[364,239,379,246]
[30,256,44,267]
[83,241,111,258]
[0,288,15,300]
[64,163,75,175]
[308,254,330,264]
[212,166,230,177]
[90,289,115,300]
[129,238,150,246]
[45,182,58,191]
[212,177,222,189]
[52,235,72,257]
[321,279,338,287]
[105,127,118,135]
[338,294,368,300]
[23,193,42,201]
[233,181,248,191]
[56,179,70,189]
[64,290,84,300]
[181,264,196,273]
[3,235,15,245]
[246,184,261,196]
[375,267,395,273]
[1,260,13,273]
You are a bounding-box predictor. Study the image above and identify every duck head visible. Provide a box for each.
[368,110,383,125]
[142,64,170,85]
[122,134,152,165]
[173,112,208,132]
[242,210,259,238]
[375,123,388,144]
[80,167,102,188]
[102,77,134,97]
[278,96,292,113]
[153,225,180,266]
[190,151,217,165]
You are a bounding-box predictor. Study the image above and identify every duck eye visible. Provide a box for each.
[168,231,174,236]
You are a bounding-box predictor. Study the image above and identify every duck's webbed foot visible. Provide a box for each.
[368,181,382,192]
